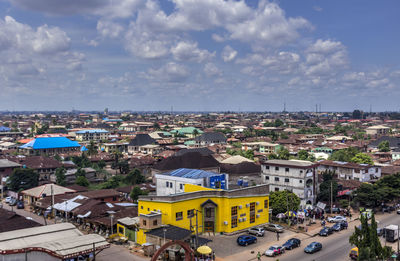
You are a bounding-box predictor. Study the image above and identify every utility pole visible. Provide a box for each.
[286,193,291,226]
[195,210,199,248]
[51,184,56,224]
[330,181,333,214]
[1,176,3,202]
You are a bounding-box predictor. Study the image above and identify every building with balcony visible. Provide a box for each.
[75,129,109,142]
[317,160,381,182]
[261,159,318,207]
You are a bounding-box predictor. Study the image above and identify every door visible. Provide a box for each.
[204,221,214,232]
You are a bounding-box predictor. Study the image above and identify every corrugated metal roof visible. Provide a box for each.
[164,168,221,179]
[19,137,80,150]
[76,129,108,134]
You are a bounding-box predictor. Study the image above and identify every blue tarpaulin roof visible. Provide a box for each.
[80,146,88,151]
[163,168,222,179]
[20,137,81,149]
[0,126,11,132]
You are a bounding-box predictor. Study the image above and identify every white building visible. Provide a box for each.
[317,160,381,182]
[75,129,109,142]
[261,159,318,207]
[155,168,228,196]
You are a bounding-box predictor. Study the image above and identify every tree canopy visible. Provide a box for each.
[7,168,39,192]
[378,141,390,152]
[130,186,148,202]
[269,190,300,216]
[75,176,89,187]
[351,153,374,165]
[329,147,360,162]
[317,170,338,202]
[125,168,146,185]
[55,167,66,186]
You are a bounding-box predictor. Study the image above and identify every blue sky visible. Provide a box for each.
[0,0,399,112]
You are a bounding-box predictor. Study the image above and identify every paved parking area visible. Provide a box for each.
[203,230,296,258]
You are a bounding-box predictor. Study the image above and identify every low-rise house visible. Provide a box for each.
[0,159,21,177]
[317,160,381,182]
[366,125,390,137]
[22,183,77,206]
[19,137,81,156]
[170,127,203,138]
[100,142,129,153]
[0,208,41,233]
[242,141,281,154]
[128,134,157,154]
[261,159,318,207]
[194,132,227,147]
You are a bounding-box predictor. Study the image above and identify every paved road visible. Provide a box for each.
[279,213,400,261]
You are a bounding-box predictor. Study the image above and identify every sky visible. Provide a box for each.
[0,0,399,112]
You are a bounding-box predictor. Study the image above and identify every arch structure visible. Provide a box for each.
[150,240,195,261]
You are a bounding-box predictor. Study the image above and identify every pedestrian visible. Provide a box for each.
[257,251,261,261]
[276,231,280,241]
[212,252,215,261]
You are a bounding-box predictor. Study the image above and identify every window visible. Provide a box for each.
[376,168,378,172]
[231,206,238,228]
[249,202,255,212]
[205,208,212,218]
[147,208,150,211]
[265,176,269,181]
[299,180,303,183]
[265,166,270,170]
[285,168,289,172]
[170,182,173,188]
[275,177,280,181]
[141,206,143,209]
[231,206,238,216]
[300,170,303,174]
[176,212,183,221]
[285,178,290,182]
[274,187,279,192]
[153,220,158,226]
[264,199,269,208]
[143,220,147,226]
[275,167,279,171]
[166,181,169,187]
[249,202,256,223]
[180,184,184,190]
[187,209,194,218]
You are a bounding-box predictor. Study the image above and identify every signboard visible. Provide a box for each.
[316,202,326,210]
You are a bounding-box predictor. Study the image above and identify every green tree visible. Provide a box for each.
[130,186,148,202]
[87,141,98,156]
[351,153,374,165]
[329,147,360,162]
[277,147,290,160]
[97,160,106,169]
[53,154,62,162]
[153,122,161,130]
[269,190,301,216]
[378,141,390,152]
[76,176,89,187]
[118,160,130,174]
[7,168,39,191]
[317,170,338,202]
[192,129,199,137]
[55,167,67,186]
[274,119,284,127]
[101,175,122,189]
[75,168,86,177]
[297,150,309,160]
[125,168,146,185]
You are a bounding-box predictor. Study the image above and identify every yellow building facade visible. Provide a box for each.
[137,184,269,244]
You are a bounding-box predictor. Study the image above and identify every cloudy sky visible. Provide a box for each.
[0,0,399,112]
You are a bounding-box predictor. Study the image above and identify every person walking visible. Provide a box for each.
[276,231,280,241]
[257,251,261,261]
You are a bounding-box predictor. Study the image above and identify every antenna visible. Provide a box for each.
[283,101,286,112]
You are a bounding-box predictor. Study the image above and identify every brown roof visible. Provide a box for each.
[3,156,62,170]
[154,152,219,171]
[67,184,90,193]
[129,155,155,168]
[318,160,375,170]
[81,189,120,199]
[220,162,261,175]
[0,208,41,232]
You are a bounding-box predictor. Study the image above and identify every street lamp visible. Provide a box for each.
[163,227,167,246]
[110,214,114,235]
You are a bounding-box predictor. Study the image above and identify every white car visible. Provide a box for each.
[327,216,347,223]
[265,245,284,257]
[5,196,13,204]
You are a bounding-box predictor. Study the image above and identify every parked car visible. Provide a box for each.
[327,215,347,223]
[5,196,13,204]
[248,227,265,237]
[304,242,322,254]
[264,223,284,233]
[339,221,348,229]
[237,235,257,246]
[9,198,17,206]
[383,206,395,213]
[396,209,400,215]
[332,222,343,232]
[16,201,24,209]
[319,227,333,236]
[377,228,385,237]
[265,245,285,257]
[325,207,341,214]
[282,238,301,250]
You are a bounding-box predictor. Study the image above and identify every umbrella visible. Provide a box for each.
[297,212,305,218]
[285,211,297,217]
[197,246,212,255]
[276,213,286,218]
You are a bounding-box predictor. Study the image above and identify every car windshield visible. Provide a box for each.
[276,225,283,229]
[269,246,277,250]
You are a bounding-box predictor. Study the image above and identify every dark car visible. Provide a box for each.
[304,242,322,254]
[282,238,301,250]
[383,206,395,213]
[377,228,385,237]
[339,221,348,229]
[325,207,341,214]
[16,201,24,209]
[319,227,333,236]
[237,235,257,246]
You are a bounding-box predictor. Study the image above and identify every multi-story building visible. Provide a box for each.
[137,184,269,245]
[18,137,81,156]
[317,160,381,182]
[261,159,318,207]
[75,129,109,142]
[154,168,228,196]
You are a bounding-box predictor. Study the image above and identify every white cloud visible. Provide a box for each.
[146,62,189,82]
[171,41,214,62]
[97,20,124,39]
[204,63,222,77]
[212,33,225,42]
[221,45,237,62]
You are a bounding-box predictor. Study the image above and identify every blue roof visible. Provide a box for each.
[80,146,88,151]
[163,168,222,179]
[76,129,108,134]
[0,126,11,132]
[20,137,81,150]
[102,118,122,122]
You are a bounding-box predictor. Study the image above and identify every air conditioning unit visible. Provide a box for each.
[223,221,228,225]
[238,218,243,222]
[238,205,243,209]
[256,214,260,218]
[243,217,247,221]
[246,203,250,208]
[256,202,259,205]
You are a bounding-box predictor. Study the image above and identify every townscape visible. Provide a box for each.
[1,111,400,260]
[0,0,399,261]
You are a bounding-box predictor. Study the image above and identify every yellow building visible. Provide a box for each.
[137,184,269,244]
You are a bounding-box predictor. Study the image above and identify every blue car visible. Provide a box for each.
[304,242,322,253]
[237,235,257,246]
[282,238,301,250]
